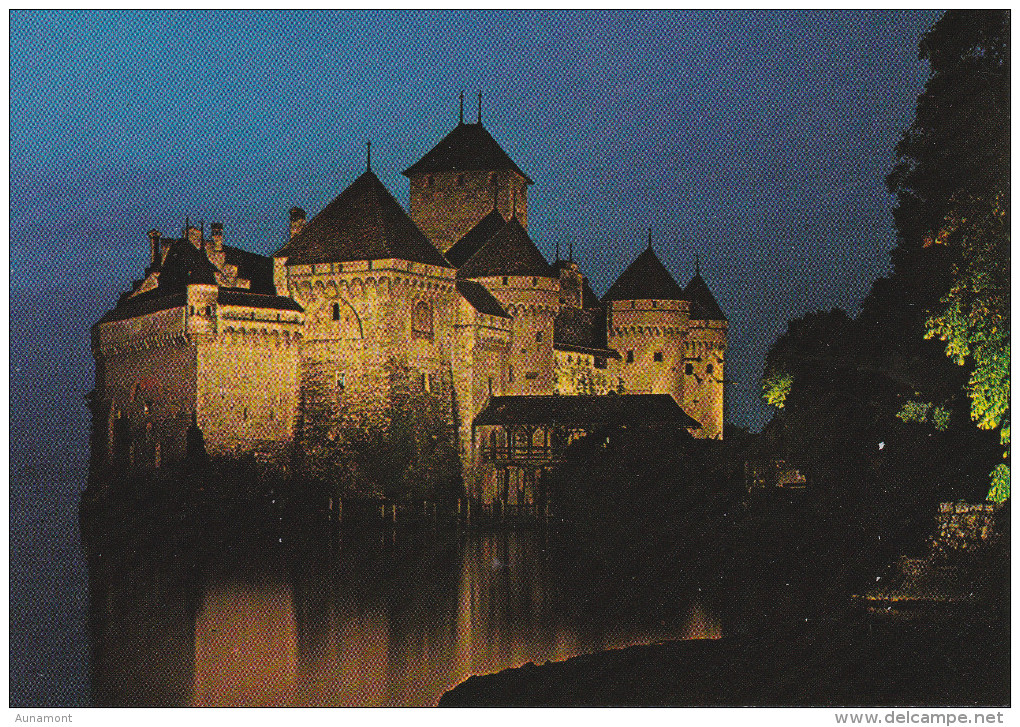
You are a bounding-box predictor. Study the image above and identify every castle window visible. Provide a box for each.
[336,372,345,390]
[242,407,249,421]
[426,176,434,188]
[412,301,434,339]
[652,300,658,308]
[143,401,150,415]
[707,364,714,375]
[685,363,694,375]
[509,365,514,383]
[502,277,508,286]
[654,351,664,362]
[595,357,607,369]
[531,277,537,286]
[457,174,465,186]
[536,331,543,342]
[332,303,340,321]
[626,350,634,363]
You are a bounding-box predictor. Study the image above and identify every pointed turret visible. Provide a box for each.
[603,246,685,303]
[444,208,507,268]
[404,107,533,253]
[683,272,727,321]
[402,120,532,183]
[457,217,554,280]
[273,170,451,268]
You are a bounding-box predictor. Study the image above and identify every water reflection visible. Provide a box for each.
[83,506,713,707]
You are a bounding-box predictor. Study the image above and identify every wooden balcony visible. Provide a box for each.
[480,445,564,465]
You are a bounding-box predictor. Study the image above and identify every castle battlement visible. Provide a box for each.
[89,107,729,498]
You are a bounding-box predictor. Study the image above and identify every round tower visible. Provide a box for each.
[681,266,728,440]
[603,234,690,410]
[456,217,558,396]
[403,98,533,253]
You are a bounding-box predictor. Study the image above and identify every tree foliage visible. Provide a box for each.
[923,193,1010,499]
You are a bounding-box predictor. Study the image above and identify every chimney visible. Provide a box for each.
[210,222,223,252]
[290,207,306,239]
[186,220,202,249]
[148,229,161,266]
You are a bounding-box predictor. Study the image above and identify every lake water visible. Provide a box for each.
[78,506,718,707]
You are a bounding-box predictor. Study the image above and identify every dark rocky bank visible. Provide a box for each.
[439,619,1009,707]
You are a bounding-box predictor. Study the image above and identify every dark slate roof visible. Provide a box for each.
[218,289,304,312]
[602,246,686,302]
[456,280,510,318]
[684,273,727,321]
[457,217,555,280]
[97,291,187,325]
[402,122,533,183]
[224,245,275,294]
[156,239,219,290]
[273,170,452,268]
[473,395,700,429]
[554,306,612,353]
[445,209,507,268]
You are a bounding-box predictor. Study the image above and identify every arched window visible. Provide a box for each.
[707,363,714,375]
[685,363,694,375]
[654,351,664,362]
[536,331,543,342]
[412,300,433,339]
[332,303,340,321]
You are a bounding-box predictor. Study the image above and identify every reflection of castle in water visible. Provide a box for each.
[87,102,728,505]
[82,505,711,707]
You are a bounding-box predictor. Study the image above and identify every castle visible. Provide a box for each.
[89,102,727,506]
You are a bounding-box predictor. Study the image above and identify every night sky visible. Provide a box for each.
[11,9,940,470]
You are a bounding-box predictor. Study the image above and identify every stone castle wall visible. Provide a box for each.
[451,300,512,499]
[473,275,559,396]
[93,306,198,469]
[683,321,727,440]
[605,299,689,403]
[280,259,457,436]
[196,306,303,459]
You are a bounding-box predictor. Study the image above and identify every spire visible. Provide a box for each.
[459,91,464,125]
[477,90,482,124]
[366,140,372,172]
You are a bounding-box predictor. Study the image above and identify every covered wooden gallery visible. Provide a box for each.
[472,394,701,513]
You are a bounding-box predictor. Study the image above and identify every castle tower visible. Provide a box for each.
[403,105,532,254]
[602,234,693,427]
[456,216,559,396]
[273,168,457,438]
[681,267,728,440]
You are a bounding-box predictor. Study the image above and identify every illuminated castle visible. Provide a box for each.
[89,101,727,504]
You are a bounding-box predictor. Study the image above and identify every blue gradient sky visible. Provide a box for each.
[11,10,939,456]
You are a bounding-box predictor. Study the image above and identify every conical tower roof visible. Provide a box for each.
[402,122,533,184]
[683,273,727,321]
[274,170,451,268]
[445,208,507,268]
[457,217,555,279]
[602,246,685,302]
